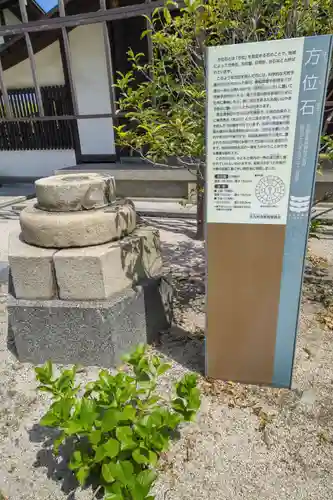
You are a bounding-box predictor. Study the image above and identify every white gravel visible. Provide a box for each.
[1,211,333,500]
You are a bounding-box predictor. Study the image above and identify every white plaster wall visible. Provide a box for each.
[69,23,115,155]
[3,40,64,88]
[0,8,18,46]
[0,10,21,46]
[1,21,115,173]
[0,150,76,178]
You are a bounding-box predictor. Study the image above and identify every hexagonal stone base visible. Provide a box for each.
[8,277,173,367]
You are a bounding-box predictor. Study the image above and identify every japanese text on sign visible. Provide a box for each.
[207,38,305,224]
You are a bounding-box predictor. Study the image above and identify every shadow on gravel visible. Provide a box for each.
[29,424,102,499]
[6,271,19,359]
[156,324,205,374]
[29,424,78,499]
[153,235,206,374]
[6,321,18,359]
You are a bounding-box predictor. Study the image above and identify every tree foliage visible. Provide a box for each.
[115,0,333,172]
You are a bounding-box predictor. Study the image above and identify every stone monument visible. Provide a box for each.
[7,173,172,366]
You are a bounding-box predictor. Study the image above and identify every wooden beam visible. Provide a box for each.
[0,55,12,117]
[58,0,79,115]
[18,0,44,116]
[0,1,185,36]
[100,0,117,116]
[0,112,127,122]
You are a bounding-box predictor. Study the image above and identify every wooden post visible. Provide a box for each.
[18,0,44,116]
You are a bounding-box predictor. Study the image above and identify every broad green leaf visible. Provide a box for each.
[69,450,82,471]
[172,397,186,413]
[45,360,53,379]
[107,461,134,486]
[116,426,132,441]
[55,369,75,392]
[89,429,102,446]
[104,438,120,459]
[104,494,123,500]
[79,399,97,430]
[36,386,55,394]
[53,432,66,455]
[52,398,73,421]
[94,445,106,463]
[105,481,123,495]
[102,463,116,484]
[76,465,90,486]
[128,468,157,499]
[119,405,136,422]
[132,447,157,466]
[149,432,169,453]
[148,450,158,466]
[133,423,150,439]
[128,482,146,500]
[101,409,120,432]
[163,412,181,429]
[137,469,157,489]
[40,411,59,427]
[34,366,48,382]
[65,420,84,436]
[132,448,147,465]
[147,411,162,427]
[116,426,136,450]
[157,363,171,376]
[35,361,53,384]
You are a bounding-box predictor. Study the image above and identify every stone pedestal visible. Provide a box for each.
[8,173,173,367]
[8,277,173,367]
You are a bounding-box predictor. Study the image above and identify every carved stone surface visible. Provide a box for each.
[20,201,136,248]
[8,232,57,300]
[53,227,162,300]
[35,173,116,212]
[8,277,173,367]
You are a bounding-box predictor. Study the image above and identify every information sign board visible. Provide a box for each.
[206,36,332,387]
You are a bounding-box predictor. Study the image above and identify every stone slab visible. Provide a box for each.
[20,201,136,248]
[53,226,163,300]
[8,232,57,300]
[35,173,116,212]
[8,277,173,367]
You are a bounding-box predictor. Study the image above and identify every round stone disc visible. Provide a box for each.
[35,173,116,212]
[20,202,136,248]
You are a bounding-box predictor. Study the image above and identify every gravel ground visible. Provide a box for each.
[1,210,333,500]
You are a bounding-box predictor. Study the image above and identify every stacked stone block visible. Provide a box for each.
[8,173,172,367]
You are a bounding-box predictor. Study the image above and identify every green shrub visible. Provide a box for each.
[35,344,201,500]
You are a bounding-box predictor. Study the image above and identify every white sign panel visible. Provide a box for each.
[206,38,305,224]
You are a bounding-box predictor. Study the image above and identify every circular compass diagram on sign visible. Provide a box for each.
[255,176,286,206]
